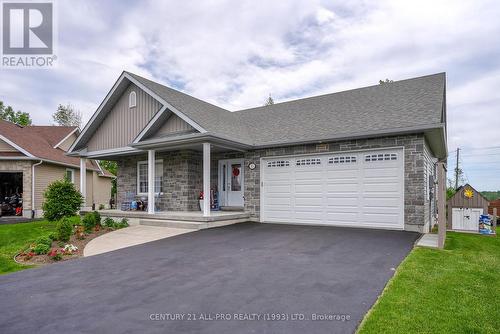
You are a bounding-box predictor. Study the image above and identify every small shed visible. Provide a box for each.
[447,184,489,231]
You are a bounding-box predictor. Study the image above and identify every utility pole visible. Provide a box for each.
[454,147,460,190]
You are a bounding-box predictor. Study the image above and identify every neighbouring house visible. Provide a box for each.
[67,71,447,233]
[488,199,500,215]
[447,184,489,231]
[0,120,114,218]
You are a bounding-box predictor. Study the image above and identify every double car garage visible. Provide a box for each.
[261,148,404,230]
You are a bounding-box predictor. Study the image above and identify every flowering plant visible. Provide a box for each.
[63,244,78,254]
[48,248,63,261]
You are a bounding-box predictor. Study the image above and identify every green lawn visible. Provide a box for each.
[358,232,500,333]
[0,220,61,274]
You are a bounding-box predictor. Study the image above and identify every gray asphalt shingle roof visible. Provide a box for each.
[128,72,445,146]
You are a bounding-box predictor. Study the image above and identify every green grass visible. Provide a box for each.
[358,232,500,334]
[0,217,80,275]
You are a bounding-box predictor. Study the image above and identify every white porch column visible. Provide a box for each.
[80,158,87,207]
[203,143,211,217]
[148,150,156,214]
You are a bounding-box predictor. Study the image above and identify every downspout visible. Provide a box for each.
[31,160,43,218]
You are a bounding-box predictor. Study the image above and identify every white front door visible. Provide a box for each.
[218,159,244,207]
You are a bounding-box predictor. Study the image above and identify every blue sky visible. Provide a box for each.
[1,0,499,190]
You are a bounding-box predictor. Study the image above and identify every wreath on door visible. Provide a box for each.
[232,167,240,177]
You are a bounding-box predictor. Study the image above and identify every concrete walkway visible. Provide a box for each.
[415,233,439,248]
[83,225,192,256]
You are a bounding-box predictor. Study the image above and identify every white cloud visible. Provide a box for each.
[1,0,499,188]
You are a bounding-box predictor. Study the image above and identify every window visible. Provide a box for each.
[137,160,163,194]
[129,91,137,108]
[267,160,290,168]
[365,153,397,162]
[65,169,74,183]
[296,158,321,166]
[329,156,357,164]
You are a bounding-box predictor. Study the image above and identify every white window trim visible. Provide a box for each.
[136,159,163,195]
[129,91,137,108]
[65,168,75,183]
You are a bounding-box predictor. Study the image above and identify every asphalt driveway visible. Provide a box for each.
[0,223,419,334]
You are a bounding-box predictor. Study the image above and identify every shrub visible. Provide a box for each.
[33,243,50,255]
[35,236,53,247]
[48,232,57,241]
[118,218,129,228]
[92,211,101,226]
[42,179,83,221]
[56,217,73,242]
[103,217,115,228]
[82,212,97,233]
[99,204,105,210]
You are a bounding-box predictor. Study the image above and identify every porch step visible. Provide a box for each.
[220,206,245,211]
[139,218,250,230]
[139,219,203,229]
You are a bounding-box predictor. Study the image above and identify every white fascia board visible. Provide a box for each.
[0,134,36,157]
[132,105,168,144]
[53,127,80,149]
[123,73,207,135]
[68,72,128,153]
[83,146,142,159]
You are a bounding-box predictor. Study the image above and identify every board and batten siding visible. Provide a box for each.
[0,139,18,152]
[152,114,195,138]
[87,83,162,152]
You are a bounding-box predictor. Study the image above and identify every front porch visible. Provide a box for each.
[81,208,251,230]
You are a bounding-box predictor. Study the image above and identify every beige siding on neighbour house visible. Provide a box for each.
[93,172,112,207]
[0,139,18,152]
[34,164,97,210]
[87,83,162,152]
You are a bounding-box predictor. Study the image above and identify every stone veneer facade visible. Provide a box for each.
[116,134,433,232]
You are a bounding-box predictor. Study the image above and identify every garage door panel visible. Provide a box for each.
[325,169,359,178]
[363,167,398,178]
[295,197,322,206]
[363,183,399,192]
[362,213,399,224]
[363,197,400,207]
[295,184,323,193]
[265,197,292,205]
[326,195,359,207]
[325,183,359,192]
[262,149,403,229]
[295,170,323,179]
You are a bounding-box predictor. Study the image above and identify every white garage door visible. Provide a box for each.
[261,149,404,229]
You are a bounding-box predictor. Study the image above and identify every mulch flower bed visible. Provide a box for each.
[15,227,115,266]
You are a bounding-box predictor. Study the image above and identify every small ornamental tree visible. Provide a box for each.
[42,179,83,221]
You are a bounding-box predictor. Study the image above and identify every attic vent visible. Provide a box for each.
[296,158,321,166]
[365,153,397,162]
[329,156,357,164]
[267,160,290,168]
[129,91,137,108]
